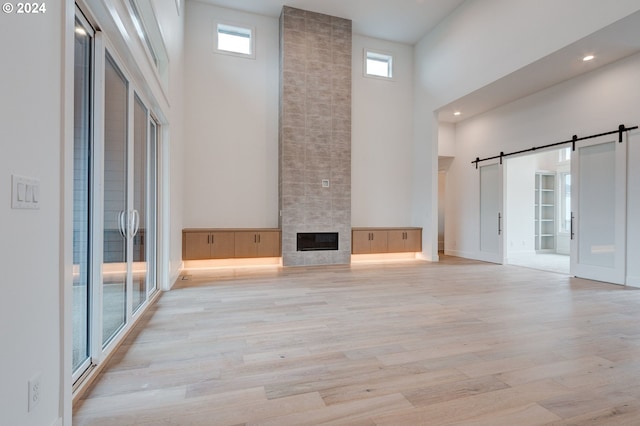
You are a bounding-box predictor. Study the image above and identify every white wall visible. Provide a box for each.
[153,0,186,286]
[438,122,456,157]
[413,0,640,261]
[352,35,414,226]
[184,2,280,228]
[446,52,640,285]
[0,2,65,425]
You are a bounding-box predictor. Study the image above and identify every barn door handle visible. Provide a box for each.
[571,212,575,240]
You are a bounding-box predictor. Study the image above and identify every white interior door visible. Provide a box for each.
[570,136,627,284]
[479,162,504,264]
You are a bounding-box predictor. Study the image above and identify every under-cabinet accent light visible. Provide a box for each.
[75,26,87,36]
[583,55,595,62]
[454,111,462,116]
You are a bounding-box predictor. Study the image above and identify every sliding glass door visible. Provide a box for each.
[102,52,129,346]
[72,6,160,383]
[132,94,156,312]
[72,13,93,379]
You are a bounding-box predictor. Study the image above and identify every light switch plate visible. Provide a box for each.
[12,175,40,210]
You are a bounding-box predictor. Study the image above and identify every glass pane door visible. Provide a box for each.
[479,163,504,264]
[132,94,148,312]
[72,15,93,376]
[102,53,128,346]
[571,137,627,284]
[148,118,158,294]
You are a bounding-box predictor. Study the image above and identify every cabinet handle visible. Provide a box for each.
[498,213,502,236]
[371,233,374,241]
[258,234,261,243]
[254,234,257,243]
[207,235,210,244]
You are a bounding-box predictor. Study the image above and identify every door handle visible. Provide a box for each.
[131,209,140,238]
[498,213,502,236]
[570,212,575,240]
[118,211,127,238]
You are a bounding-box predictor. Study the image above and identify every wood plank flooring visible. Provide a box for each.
[73,256,640,425]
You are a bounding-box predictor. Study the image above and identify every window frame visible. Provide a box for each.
[364,48,394,80]
[214,21,256,59]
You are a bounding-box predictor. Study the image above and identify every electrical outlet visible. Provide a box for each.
[28,373,41,412]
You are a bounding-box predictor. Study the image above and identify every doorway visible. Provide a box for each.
[505,148,571,274]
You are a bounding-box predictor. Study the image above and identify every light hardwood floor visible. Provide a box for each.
[74,256,640,425]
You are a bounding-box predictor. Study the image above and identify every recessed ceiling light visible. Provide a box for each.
[454,111,461,116]
[583,55,595,62]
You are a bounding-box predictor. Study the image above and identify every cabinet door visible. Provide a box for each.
[370,230,388,253]
[234,232,258,258]
[404,229,422,252]
[352,230,372,254]
[183,232,212,260]
[257,231,281,257]
[387,230,406,253]
[210,232,235,259]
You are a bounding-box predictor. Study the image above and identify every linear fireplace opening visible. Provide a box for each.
[297,232,339,251]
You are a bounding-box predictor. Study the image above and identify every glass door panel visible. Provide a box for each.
[148,119,158,294]
[72,15,92,375]
[102,53,128,346]
[571,137,627,284]
[479,163,504,264]
[132,94,147,312]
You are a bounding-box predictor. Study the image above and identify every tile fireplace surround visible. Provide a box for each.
[279,6,352,266]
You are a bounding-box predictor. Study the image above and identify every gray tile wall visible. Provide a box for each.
[279,7,352,266]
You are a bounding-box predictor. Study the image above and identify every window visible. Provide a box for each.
[216,23,254,58]
[365,50,393,79]
[128,0,170,87]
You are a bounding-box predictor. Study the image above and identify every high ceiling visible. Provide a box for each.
[192,1,640,122]
[193,0,466,44]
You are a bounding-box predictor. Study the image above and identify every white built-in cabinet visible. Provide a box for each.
[534,172,556,252]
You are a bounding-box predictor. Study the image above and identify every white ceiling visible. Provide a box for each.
[193,0,466,44]
[438,10,640,123]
